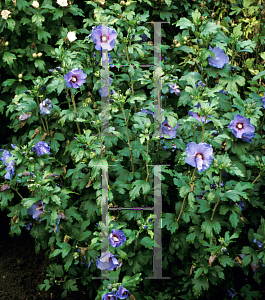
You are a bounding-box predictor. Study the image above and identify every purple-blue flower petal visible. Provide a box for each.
[208,46,229,69]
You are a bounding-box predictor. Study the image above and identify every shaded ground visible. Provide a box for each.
[0,210,88,300]
[1,208,265,300]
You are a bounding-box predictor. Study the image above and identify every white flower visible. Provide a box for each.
[67,31,77,42]
[56,0,68,7]
[1,10,11,20]
[32,1,39,8]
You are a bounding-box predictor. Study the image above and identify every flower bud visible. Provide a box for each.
[18,73,23,78]
[32,1,39,8]
[176,43,181,47]
[18,79,22,82]
[184,36,187,41]
[32,53,37,58]
[120,1,125,5]
[90,152,96,159]
[125,1,130,5]
[5,41,9,46]
[173,39,178,44]
[37,52,42,57]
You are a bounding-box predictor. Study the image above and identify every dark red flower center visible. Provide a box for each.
[163,123,171,130]
[71,76,78,82]
[112,234,119,242]
[101,35,108,42]
[196,153,204,160]
[236,122,244,130]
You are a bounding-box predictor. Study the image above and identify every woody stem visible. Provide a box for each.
[69,89,81,135]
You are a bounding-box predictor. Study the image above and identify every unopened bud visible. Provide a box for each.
[184,36,187,41]
[18,73,23,78]
[120,0,125,3]
[5,41,9,46]
[125,1,130,5]
[37,52,42,57]
[32,53,37,58]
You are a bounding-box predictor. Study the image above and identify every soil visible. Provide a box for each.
[0,210,88,300]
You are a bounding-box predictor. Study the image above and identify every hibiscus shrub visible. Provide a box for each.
[0,0,265,299]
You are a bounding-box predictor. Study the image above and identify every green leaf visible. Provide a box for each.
[175,18,195,32]
[219,75,245,93]
[1,78,16,87]
[230,161,246,177]
[237,40,256,53]
[162,213,179,234]
[7,19,16,32]
[47,78,65,95]
[260,217,265,236]
[160,10,172,23]
[191,9,201,24]
[192,276,209,298]
[54,132,65,141]
[32,14,45,27]
[37,30,51,43]
[188,192,195,209]
[52,9,64,20]
[3,52,16,66]
[122,273,142,289]
[233,24,243,38]
[34,60,46,71]
[140,236,153,249]
[229,211,239,228]
[16,0,30,10]
[252,70,265,81]
[225,190,241,202]
[49,249,62,258]
[201,220,221,239]
[218,255,235,267]
[49,263,64,277]
[64,208,83,222]
[51,195,61,205]
[61,243,72,258]
[201,22,220,36]
[134,45,144,58]
[180,72,202,89]
[129,180,150,200]
[186,232,197,244]
[241,254,252,267]
[22,198,38,209]
[180,185,191,197]
[199,200,211,213]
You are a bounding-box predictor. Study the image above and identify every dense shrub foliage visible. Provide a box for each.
[0,0,265,299]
